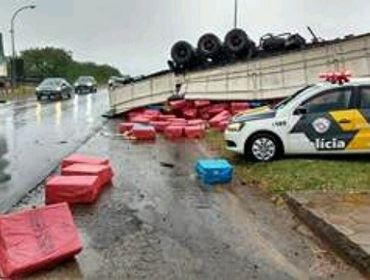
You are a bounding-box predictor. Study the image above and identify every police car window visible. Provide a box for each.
[273,85,316,110]
[302,88,351,113]
[359,87,370,109]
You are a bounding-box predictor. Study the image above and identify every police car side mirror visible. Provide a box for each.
[294,106,307,115]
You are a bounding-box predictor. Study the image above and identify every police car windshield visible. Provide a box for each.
[273,85,316,110]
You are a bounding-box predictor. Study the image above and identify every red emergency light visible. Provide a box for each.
[319,71,352,85]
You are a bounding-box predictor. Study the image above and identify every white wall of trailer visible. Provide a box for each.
[109,33,370,115]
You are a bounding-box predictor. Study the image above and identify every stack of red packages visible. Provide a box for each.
[0,203,82,279]
[62,164,114,192]
[46,154,113,205]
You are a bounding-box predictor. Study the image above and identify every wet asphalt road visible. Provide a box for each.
[0,91,108,212]
[13,121,363,279]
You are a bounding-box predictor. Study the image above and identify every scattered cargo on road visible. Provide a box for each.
[195,159,233,188]
[117,99,262,141]
[0,203,82,279]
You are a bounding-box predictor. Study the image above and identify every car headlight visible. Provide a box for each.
[35,87,40,91]
[56,87,62,91]
[74,83,78,87]
[87,83,93,86]
[227,122,245,132]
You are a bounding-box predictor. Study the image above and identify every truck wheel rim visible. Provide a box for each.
[252,138,276,161]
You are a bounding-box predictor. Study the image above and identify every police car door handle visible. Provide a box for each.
[339,119,351,124]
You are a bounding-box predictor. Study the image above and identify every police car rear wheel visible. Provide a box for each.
[247,134,280,162]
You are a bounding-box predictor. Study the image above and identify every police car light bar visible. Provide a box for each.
[319,71,352,85]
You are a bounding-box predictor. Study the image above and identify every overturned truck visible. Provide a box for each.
[108,32,370,116]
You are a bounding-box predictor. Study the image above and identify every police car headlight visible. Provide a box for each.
[227,122,244,132]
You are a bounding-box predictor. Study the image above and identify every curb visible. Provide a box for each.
[283,193,370,277]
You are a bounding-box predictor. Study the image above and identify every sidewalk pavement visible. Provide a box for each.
[284,191,370,277]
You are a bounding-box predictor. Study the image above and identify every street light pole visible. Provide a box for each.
[234,0,238,29]
[10,4,36,88]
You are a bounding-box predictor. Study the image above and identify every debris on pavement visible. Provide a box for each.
[159,162,175,168]
[195,159,233,188]
[0,203,82,279]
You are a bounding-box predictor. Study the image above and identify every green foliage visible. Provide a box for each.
[20,47,122,84]
[206,130,370,194]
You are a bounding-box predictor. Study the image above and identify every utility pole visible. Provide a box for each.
[10,5,36,88]
[234,0,238,29]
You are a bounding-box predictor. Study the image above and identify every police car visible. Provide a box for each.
[225,72,370,161]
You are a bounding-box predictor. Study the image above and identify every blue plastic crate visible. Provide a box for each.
[195,159,233,186]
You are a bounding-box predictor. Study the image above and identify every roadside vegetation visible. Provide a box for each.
[19,47,122,84]
[206,130,370,194]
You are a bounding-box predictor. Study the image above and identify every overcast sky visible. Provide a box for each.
[0,0,369,75]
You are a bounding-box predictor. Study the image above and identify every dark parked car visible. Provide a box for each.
[74,76,97,94]
[36,78,73,100]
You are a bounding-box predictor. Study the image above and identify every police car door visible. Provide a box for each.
[289,87,355,153]
[345,86,370,151]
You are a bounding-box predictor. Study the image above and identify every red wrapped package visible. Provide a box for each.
[130,115,152,124]
[185,125,205,139]
[61,163,114,192]
[216,120,230,131]
[209,110,231,127]
[208,103,229,115]
[183,108,197,119]
[0,203,82,278]
[132,124,156,140]
[127,109,144,120]
[158,114,176,121]
[45,175,101,204]
[150,121,170,132]
[61,154,109,168]
[169,100,188,110]
[164,126,184,139]
[194,100,210,108]
[169,118,187,125]
[231,102,250,115]
[117,122,134,134]
[187,119,206,126]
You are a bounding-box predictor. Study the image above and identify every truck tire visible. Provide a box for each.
[224,28,255,57]
[171,41,196,67]
[197,33,222,59]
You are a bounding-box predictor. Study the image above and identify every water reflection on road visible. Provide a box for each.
[0,91,109,213]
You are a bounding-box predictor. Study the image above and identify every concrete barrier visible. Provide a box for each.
[109,33,370,115]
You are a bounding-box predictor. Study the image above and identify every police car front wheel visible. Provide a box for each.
[246,133,281,162]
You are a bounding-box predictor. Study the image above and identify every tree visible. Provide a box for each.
[20,47,123,84]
